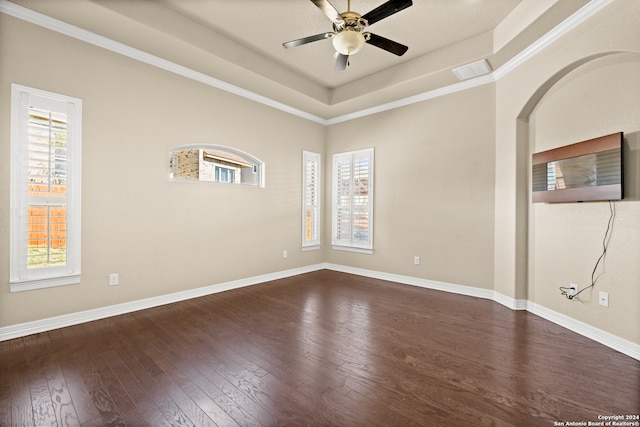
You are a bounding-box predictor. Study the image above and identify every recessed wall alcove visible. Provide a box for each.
[516,51,640,343]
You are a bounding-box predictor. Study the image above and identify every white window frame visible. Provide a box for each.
[10,84,82,292]
[332,148,374,253]
[169,145,265,188]
[302,151,321,250]
[215,165,236,183]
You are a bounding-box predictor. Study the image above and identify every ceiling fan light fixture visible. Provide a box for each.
[332,30,365,55]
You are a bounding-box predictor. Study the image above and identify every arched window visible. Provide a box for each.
[169,145,264,188]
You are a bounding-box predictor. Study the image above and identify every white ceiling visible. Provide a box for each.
[7,0,592,120]
[159,0,521,88]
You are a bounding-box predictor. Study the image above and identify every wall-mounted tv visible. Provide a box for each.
[532,132,623,203]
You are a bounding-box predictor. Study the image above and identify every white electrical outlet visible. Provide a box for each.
[283,250,288,259]
[414,256,420,265]
[109,273,119,286]
[569,283,579,297]
[599,291,609,307]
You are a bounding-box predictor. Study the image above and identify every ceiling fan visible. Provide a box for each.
[283,0,413,71]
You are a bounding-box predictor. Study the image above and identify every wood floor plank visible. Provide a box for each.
[92,354,141,424]
[0,372,12,426]
[105,327,197,426]
[79,363,126,427]
[9,371,35,427]
[101,350,170,427]
[22,332,63,427]
[28,370,58,426]
[111,310,231,427]
[45,364,81,427]
[180,380,240,427]
[1,270,638,426]
[52,344,106,426]
[139,302,293,425]
[137,337,218,427]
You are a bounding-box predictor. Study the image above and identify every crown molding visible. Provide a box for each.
[0,0,328,125]
[0,0,614,125]
[493,0,614,80]
[327,73,497,125]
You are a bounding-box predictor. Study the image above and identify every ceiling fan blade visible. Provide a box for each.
[335,53,349,71]
[283,32,334,49]
[366,33,408,56]
[361,0,413,26]
[310,0,344,23]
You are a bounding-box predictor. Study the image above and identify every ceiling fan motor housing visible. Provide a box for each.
[332,11,369,55]
[333,11,368,33]
[282,0,412,68]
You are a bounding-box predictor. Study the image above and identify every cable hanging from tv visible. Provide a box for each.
[559,200,616,300]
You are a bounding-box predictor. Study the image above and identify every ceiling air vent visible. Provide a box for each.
[452,59,492,81]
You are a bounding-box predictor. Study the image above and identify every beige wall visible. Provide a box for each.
[1,0,639,346]
[494,0,640,343]
[325,86,496,289]
[529,55,640,343]
[0,15,325,326]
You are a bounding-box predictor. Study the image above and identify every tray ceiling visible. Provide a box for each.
[5,0,594,120]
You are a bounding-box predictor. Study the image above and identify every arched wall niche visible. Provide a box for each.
[513,52,627,299]
[514,50,640,343]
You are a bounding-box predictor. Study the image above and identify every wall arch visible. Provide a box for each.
[513,50,640,344]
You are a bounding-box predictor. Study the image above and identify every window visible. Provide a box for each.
[302,151,321,249]
[10,84,82,291]
[215,166,235,183]
[332,148,374,253]
[169,145,264,187]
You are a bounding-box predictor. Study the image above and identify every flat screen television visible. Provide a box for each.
[532,132,623,203]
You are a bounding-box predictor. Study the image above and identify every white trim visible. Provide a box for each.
[302,151,321,249]
[325,265,638,360]
[0,264,325,342]
[168,144,265,188]
[10,84,82,291]
[331,148,374,251]
[493,0,614,80]
[1,263,637,361]
[331,246,374,255]
[327,73,496,125]
[325,263,495,300]
[493,291,529,310]
[0,0,328,126]
[10,274,80,293]
[0,0,613,126]
[528,302,640,361]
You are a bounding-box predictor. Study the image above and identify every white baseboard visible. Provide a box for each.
[493,291,529,310]
[527,301,640,361]
[1,263,638,361]
[323,264,639,360]
[324,263,495,300]
[0,264,325,342]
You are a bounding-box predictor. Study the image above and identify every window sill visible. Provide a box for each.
[10,274,81,293]
[331,245,373,255]
[302,245,321,251]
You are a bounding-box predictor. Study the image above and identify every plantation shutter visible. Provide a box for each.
[27,104,69,269]
[302,151,321,248]
[10,84,82,291]
[332,148,374,252]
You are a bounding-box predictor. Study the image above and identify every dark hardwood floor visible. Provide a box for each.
[1,270,638,426]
